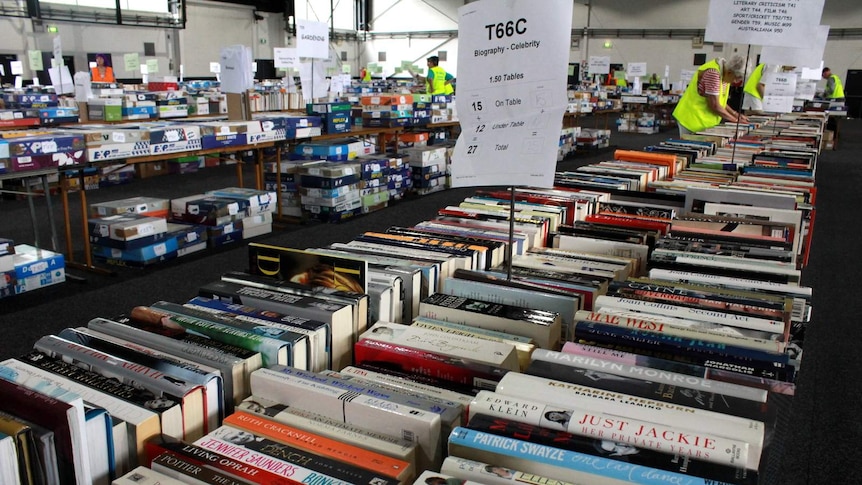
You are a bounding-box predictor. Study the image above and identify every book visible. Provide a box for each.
[337,365,473,407]
[0,377,92,485]
[410,317,537,372]
[594,294,787,337]
[185,295,329,372]
[0,432,21,485]
[493,372,766,455]
[54,327,211,440]
[33,333,197,442]
[560,341,796,396]
[418,293,562,349]
[533,347,768,402]
[113,466,187,484]
[149,450,252,485]
[467,391,751,470]
[465,413,756,485]
[524,357,772,424]
[247,242,368,294]
[449,426,729,485]
[236,395,418,473]
[442,271,581,333]
[66,325,224,435]
[362,321,519,371]
[126,306,263,400]
[144,436,302,485]
[5,352,160,469]
[0,413,38,485]
[223,410,412,483]
[86,317,245,415]
[569,319,793,381]
[219,271,368,369]
[441,455,581,485]
[194,424,399,485]
[413,470,484,485]
[250,365,443,471]
[145,301,306,370]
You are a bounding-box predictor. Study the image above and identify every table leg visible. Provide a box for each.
[25,178,39,248]
[42,174,59,252]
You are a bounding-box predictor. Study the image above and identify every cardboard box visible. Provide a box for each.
[134,161,168,179]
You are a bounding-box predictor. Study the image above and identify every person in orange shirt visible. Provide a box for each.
[91,54,115,82]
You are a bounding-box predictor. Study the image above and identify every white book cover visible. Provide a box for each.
[467,390,751,469]
[236,395,418,470]
[358,321,520,371]
[594,295,786,335]
[441,456,581,485]
[113,466,187,485]
[250,366,443,471]
[552,234,649,277]
[338,365,474,407]
[494,372,765,460]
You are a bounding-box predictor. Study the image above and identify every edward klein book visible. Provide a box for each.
[467,390,751,471]
[465,413,756,485]
[493,372,766,457]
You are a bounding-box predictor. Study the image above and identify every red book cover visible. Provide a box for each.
[353,338,507,393]
[585,214,671,234]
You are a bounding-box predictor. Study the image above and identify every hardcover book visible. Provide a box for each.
[236,395,418,473]
[5,352,161,468]
[33,333,200,442]
[250,365,443,471]
[418,292,562,349]
[465,413,756,485]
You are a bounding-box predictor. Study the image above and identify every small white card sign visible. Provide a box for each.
[588,56,610,75]
[296,19,329,59]
[626,62,647,78]
[220,45,254,93]
[273,47,299,69]
[762,71,797,113]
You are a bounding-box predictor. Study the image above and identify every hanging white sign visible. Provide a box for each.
[761,25,829,68]
[451,0,573,188]
[296,19,329,59]
[705,0,825,48]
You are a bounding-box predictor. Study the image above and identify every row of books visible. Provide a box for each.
[1,123,819,483]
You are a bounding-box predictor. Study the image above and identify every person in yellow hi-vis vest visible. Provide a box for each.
[360,66,372,82]
[821,67,845,100]
[672,55,750,137]
[742,63,767,113]
[410,56,454,95]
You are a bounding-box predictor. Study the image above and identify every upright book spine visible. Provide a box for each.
[571,319,793,381]
[525,357,772,424]
[532,347,769,402]
[493,372,765,453]
[145,439,300,485]
[353,337,506,393]
[223,411,410,481]
[448,427,734,485]
[465,413,756,485]
[195,428,379,485]
[560,341,796,396]
[468,390,751,470]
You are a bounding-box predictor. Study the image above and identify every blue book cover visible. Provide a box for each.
[448,427,734,485]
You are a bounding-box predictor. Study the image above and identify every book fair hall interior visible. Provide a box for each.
[2,0,861,484]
